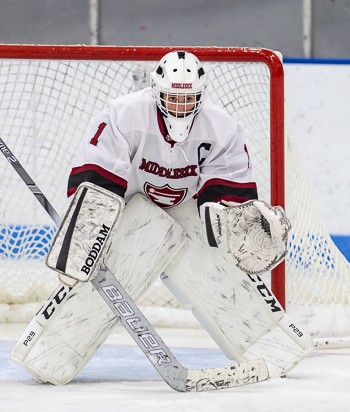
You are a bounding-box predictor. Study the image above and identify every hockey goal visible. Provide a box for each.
[0,45,349,338]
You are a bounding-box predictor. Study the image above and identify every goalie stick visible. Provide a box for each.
[0,137,269,392]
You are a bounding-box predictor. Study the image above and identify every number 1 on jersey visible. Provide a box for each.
[90,122,107,146]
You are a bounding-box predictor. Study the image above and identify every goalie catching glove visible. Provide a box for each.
[200,200,291,275]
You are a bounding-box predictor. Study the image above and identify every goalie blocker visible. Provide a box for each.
[46,182,124,282]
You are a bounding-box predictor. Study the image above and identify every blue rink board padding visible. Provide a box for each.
[0,224,349,262]
[0,341,230,383]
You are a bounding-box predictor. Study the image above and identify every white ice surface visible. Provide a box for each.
[1,324,350,412]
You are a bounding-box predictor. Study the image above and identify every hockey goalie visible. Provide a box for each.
[11,50,314,386]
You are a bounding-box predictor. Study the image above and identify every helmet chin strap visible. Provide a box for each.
[163,114,195,143]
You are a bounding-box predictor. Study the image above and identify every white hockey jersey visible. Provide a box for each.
[68,87,257,209]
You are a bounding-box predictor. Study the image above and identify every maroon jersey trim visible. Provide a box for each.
[68,163,127,197]
[197,177,258,207]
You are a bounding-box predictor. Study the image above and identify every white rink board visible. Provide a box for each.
[285,63,350,235]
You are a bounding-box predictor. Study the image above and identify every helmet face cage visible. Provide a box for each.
[150,51,207,141]
[154,87,205,119]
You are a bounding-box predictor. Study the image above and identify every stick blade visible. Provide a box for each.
[185,359,269,392]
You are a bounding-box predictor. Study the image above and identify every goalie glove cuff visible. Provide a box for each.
[200,202,229,250]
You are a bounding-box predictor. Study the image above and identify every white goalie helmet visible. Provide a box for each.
[151,51,207,142]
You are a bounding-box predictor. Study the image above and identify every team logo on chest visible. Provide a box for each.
[144,182,187,208]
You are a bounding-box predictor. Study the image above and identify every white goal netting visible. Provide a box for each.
[0,46,349,337]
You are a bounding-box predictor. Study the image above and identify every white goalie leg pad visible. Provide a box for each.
[11,282,115,385]
[236,308,313,377]
[165,199,313,378]
[11,194,187,385]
